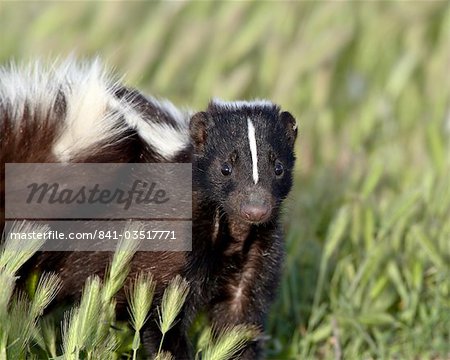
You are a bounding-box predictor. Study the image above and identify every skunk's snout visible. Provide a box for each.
[239,191,272,223]
[240,203,270,222]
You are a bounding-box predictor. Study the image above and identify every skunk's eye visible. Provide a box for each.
[221,162,232,176]
[274,161,284,176]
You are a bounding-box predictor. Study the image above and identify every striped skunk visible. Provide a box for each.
[0,60,297,359]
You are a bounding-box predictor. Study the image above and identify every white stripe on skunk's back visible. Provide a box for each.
[109,96,191,160]
[0,59,191,162]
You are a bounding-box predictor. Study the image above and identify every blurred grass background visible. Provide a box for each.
[1,1,450,359]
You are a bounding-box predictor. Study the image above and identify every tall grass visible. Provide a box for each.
[0,223,130,359]
[197,325,259,360]
[0,222,53,360]
[127,273,155,360]
[156,275,189,356]
[1,1,450,358]
[0,224,257,359]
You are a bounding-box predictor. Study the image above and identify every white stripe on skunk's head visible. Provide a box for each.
[246,118,259,184]
[1,58,191,162]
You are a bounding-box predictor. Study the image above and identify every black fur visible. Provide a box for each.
[183,101,297,358]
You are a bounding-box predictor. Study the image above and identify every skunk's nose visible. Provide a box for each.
[240,204,270,223]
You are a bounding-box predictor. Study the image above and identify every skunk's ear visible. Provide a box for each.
[280,111,298,147]
[189,111,210,149]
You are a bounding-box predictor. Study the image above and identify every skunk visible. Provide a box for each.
[0,60,297,359]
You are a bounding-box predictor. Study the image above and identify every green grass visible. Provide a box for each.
[0,223,256,359]
[1,1,450,359]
